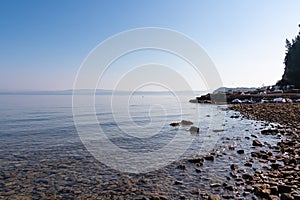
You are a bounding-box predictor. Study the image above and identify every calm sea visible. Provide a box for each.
[1,93,281,171]
[0,94,284,198]
[0,94,227,157]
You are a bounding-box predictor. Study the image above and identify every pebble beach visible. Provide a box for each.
[229,103,300,199]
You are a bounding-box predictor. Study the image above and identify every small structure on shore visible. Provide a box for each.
[190,86,300,104]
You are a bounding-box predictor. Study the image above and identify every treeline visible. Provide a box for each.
[277,25,300,88]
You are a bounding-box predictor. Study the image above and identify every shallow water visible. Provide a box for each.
[0,94,283,198]
[0,94,224,158]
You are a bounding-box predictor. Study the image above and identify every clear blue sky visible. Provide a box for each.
[1,0,300,91]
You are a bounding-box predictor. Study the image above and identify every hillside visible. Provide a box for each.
[277,25,300,88]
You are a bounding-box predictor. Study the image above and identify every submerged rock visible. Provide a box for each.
[230,164,238,170]
[189,126,199,133]
[169,122,180,127]
[174,180,183,185]
[253,140,263,147]
[237,149,245,154]
[187,157,203,164]
[204,155,214,161]
[180,120,193,125]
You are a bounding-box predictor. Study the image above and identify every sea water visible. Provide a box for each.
[0,94,283,198]
[0,94,224,157]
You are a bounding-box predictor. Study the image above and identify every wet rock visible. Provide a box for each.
[195,168,201,173]
[228,145,235,150]
[229,171,237,178]
[261,129,279,135]
[189,126,199,133]
[244,185,254,192]
[254,184,271,198]
[174,180,183,185]
[270,186,278,195]
[230,164,238,170]
[212,129,225,133]
[281,193,294,200]
[292,194,300,199]
[177,164,186,170]
[269,195,279,200]
[251,151,260,158]
[150,196,160,200]
[191,189,200,195]
[210,183,221,187]
[187,157,203,164]
[242,173,253,180]
[180,120,193,125]
[222,194,234,199]
[243,191,250,196]
[208,194,220,200]
[253,140,263,147]
[237,150,245,154]
[270,163,281,170]
[204,155,214,161]
[169,122,180,127]
[278,185,292,193]
[225,185,234,191]
[259,159,269,163]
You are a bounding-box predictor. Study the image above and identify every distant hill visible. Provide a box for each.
[0,89,206,96]
[277,25,300,88]
[0,89,114,95]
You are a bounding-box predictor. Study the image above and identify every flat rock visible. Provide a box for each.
[237,149,245,154]
[180,120,193,125]
[189,126,199,133]
[169,122,180,127]
[204,155,214,161]
[208,194,220,200]
[253,140,263,147]
[230,164,238,170]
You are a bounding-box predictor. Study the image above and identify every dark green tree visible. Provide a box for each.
[277,24,300,88]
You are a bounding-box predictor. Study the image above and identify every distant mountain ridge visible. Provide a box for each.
[0,89,207,96]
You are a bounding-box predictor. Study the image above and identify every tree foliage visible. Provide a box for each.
[277,25,300,88]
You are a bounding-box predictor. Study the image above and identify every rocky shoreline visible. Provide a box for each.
[229,103,300,199]
[1,104,300,199]
[190,93,300,104]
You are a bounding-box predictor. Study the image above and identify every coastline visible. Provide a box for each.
[1,101,299,199]
[190,93,300,104]
[229,103,300,199]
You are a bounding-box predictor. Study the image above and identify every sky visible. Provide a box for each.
[0,0,300,91]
